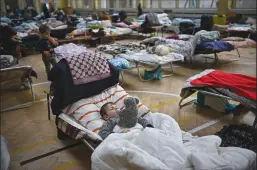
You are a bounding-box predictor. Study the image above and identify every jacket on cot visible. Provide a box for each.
[48,59,119,116]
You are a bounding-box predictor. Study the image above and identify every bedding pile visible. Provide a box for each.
[70,27,132,37]
[117,50,184,65]
[183,69,256,100]
[137,13,171,26]
[224,38,256,49]
[97,42,184,64]
[62,51,111,85]
[97,43,147,55]
[180,69,257,111]
[141,37,195,59]
[91,112,256,170]
[54,43,87,59]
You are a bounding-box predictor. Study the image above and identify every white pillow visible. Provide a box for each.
[63,84,150,133]
[52,25,68,30]
[101,20,112,28]
[138,14,146,20]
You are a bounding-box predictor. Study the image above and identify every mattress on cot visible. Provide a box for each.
[228,24,251,32]
[180,69,256,111]
[116,51,184,65]
[61,84,150,134]
[225,38,256,49]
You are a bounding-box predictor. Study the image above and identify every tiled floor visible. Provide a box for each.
[1,38,256,170]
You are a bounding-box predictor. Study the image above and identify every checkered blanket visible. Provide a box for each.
[64,51,111,85]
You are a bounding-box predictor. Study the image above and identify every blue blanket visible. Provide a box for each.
[197,41,234,52]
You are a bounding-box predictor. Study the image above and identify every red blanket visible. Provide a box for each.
[191,70,256,100]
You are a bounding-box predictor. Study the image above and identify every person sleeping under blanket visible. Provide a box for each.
[98,97,154,140]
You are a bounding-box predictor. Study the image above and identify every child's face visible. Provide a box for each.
[103,103,117,120]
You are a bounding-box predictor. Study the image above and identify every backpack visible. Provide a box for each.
[200,15,213,31]
[145,13,160,26]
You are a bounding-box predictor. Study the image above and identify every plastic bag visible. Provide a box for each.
[143,65,162,80]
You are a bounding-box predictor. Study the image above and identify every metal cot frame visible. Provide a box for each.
[0,66,35,112]
[178,89,257,128]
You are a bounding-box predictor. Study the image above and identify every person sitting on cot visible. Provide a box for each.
[98,97,153,140]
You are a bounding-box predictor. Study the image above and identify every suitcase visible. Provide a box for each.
[213,14,227,25]
[200,15,214,31]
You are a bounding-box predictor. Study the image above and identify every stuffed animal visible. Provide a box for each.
[117,96,140,128]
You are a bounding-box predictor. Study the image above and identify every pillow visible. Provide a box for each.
[101,20,112,28]
[57,113,102,140]
[114,22,128,28]
[62,84,150,134]
[138,14,146,20]
[128,23,139,29]
[52,25,68,30]
[222,37,245,41]
[179,34,193,40]
[108,58,132,71]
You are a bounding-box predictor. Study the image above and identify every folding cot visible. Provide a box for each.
[0,65,37,112]
[45,61,256,170]
[178,69,257,128]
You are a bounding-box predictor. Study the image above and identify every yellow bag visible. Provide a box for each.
[213,14,227,25]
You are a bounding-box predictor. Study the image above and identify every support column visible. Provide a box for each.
[132,0,136,8]
[1,0,6,14]
[116,0,119,8]
[158,0,161,8]
[126,0,129,8]
[102,0,107,8]
[218,0,229,15]
[33,0,40,13]
[175,0,179,8]
[196,0,200,8]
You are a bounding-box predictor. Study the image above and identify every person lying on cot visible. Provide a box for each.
[98,97,154,140]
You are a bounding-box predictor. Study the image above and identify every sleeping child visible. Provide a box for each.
[98,97,153,140]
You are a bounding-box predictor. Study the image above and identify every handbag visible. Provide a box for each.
[143,65,162,80]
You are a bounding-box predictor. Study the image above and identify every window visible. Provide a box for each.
[84,0,91,8]
[161,0,176,8]
[108,0,115,8]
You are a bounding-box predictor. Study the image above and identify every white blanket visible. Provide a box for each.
[117,51,184,65]
[92,113,256,170]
